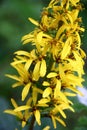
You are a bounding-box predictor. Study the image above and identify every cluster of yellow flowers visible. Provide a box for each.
[5,0,86,129]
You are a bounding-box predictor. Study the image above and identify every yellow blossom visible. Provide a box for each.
[4,98,31,127]
[5,0,86,129]
[43,126,50,130]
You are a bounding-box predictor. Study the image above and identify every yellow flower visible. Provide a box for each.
[6,63,33,101]
[6,50,47,101]
[49,99,75,128]
[49,112,66,129]
[5,0,86,129]
[5,87,46,127]
[4,98,31,127]
[13,49,47,79]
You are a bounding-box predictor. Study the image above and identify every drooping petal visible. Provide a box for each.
[64,92,76,97]
[32,87,38,105]
[12,82,22,88]
[24,59,33,71]
[34,110,41,125]
[4,110,17,116]
[22,121,26,128]
[22,83,31,101]
[4,109,23,120]
[61,37,72,59]
[40,59,46,77]
[33,61,40,81]
[14,105,30,112]
[28,17,39,26]
[11,98,18,108]
[51,115,57,129]
[5,74,20,82]
[66,74,84,86]
[54,80,61,98]
[55,116,66,127]
[43,87,52,97]
[55,105,66,118]
[58,91,68,103]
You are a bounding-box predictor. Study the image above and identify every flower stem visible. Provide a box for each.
[29,115,35,130]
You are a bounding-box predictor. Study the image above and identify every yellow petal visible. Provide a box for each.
[59,109,66,118]
[51,115,57,129]
[55,116,66,127]
[66,74,84,86]
[42,81,50,86]
[22,83,31,101]
[11,60,26,66]
[80,48,86,58]
[21,32,33,41]
[75,31,81,46]
[38,98,50,104]
[37,103,49,107]
[58,91,68,103]
[47,72,57,78]
[61,37,72,59]
[43,87,52,97]
[68,106,75,112]
[40,59,46,77]
[4,109,23,119]
[11,98,18,108]
[61,103,75,112]
[56,80,61,91]
[4,110,17,116]
[59,64,65,79]
[14,105,30,112]
[22,121,26,128]
[12,82,22,88]
[28,17,39,26]
[48,0,59,8]
[34,110,41,125]
[56,24,69,39]
[5,74,20,82]
[24,59,33,71]
[43,126,50,130]
[69,0,79,6]
[36,31,43,43]
[55,106,66,118]
[32,87,38,105]
[66,13,73,24]
[33,61,40,81]
[64,92,76,96]
[26,97,32,105]
[66,85,81,94]
[14,50,30,57]
[54,80,61,98]
[22,38,33,44]
[71,9,79,21]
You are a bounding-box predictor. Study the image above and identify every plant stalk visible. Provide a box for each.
[29,115,35,130]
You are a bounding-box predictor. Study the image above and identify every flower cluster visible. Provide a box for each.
[5,0,86,129]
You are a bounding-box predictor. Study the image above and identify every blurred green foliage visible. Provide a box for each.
[0,0,87,130]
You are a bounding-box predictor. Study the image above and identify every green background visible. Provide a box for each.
[0,0,87,129]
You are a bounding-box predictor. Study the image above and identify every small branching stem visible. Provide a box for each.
[29,115,35,130]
